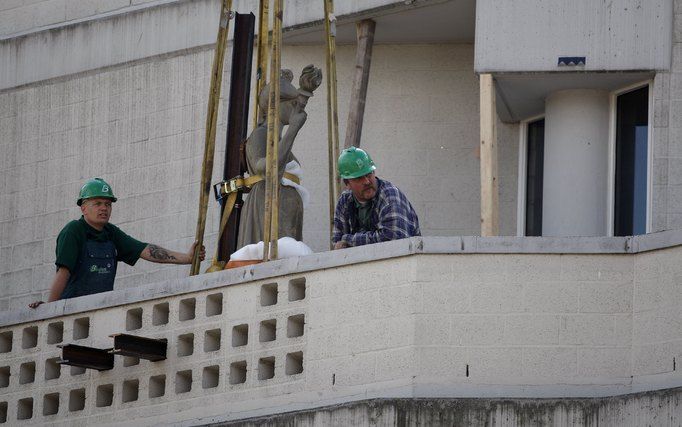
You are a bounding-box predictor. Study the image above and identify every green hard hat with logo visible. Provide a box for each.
[338,146,376,179]
[77,178,117,206]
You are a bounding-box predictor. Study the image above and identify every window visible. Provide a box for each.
[614,86,649,236]
[525,119,545,236]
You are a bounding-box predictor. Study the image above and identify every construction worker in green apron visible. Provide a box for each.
[29,178,205,308]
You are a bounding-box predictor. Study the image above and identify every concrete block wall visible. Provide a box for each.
[0,47,225,307]
[632,246,682,377]
[0,275,308,425]
[1,241,682,424]
[412,253,636,387]
[0,40,517,303]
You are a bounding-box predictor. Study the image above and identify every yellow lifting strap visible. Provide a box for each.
[205,172,301,272]
[214,172,300,198]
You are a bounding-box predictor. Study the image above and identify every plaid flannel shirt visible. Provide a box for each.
[332,178,421,247]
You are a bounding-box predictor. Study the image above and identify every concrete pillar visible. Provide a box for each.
[542,89,610,236]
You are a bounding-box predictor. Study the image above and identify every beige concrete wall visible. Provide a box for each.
[0,246,680,425]
[475,0,673,72]
[652,1,682,231]
[0,43,517,305]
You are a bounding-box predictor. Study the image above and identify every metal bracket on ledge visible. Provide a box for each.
[109,334,168,362]
[57,344,114,371]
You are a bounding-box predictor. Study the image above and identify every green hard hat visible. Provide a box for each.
[77,178,117,206]
[338,146,376,179]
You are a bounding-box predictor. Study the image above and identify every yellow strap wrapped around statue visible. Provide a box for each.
[206,172,301,272]
[205,191,239,272]
[216,172,300,198]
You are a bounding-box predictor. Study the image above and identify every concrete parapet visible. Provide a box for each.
[0,234,682,424]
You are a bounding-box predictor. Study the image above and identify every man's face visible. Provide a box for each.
[81,198,112,230]
[346,172,378,203]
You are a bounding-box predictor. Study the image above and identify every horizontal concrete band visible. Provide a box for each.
[0,0,406,91]
[3,229,682,327]
[206,390,682,426]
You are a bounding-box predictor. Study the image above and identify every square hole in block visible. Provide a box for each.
[232,324,248,347]
[21,326,37,349]
[287,314,305,338]
[43,392,59,416]
[123,356,139,367]
[152,302,169,326]
[202,365,219,389]
[0,367,8,387]
[229,361,247,385]
[122,379,139,403]
[45,358,61,380]
[260,283,278,306]
[258,357,275,380]
[17,397,33,420]
[69,388,85,412]
[73,317,89,340]
[259,319,276,342]
[286,351,304,375]
[206,293,223,317]
[71,366,86,376]
[175,370,192,394]
[96,384,113,407]
[179,298,196,321]
[19,361,35,384]
[177,333,194,357]
[204,329,221,352]
[0,402,5,423]
[0,331,11,353]
[149,375,166,398]
[288,278,306,301]
[126,308,143,331]
[47,321,64,344]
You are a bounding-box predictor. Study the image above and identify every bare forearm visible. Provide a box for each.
[47,268,70,302]
[141,244,190,264]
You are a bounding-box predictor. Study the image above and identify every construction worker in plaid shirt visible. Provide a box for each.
[332,147,421,249]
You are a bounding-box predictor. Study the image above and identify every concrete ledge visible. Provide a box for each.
[207,390,682,426]
[3,230,682,327]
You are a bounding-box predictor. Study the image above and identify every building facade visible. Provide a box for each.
[0,0,681,425]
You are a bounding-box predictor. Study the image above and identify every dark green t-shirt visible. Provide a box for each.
[353,196,374,232]
[55,217,147,273]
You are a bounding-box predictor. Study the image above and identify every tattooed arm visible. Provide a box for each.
[141,241,206,264]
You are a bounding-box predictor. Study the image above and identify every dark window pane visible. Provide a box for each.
[614,86,648,236]
[525,119,545,236]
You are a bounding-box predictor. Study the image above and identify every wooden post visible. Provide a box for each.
[262,0,282,261]
[343,19,376,150]
[479,73,499,237]
[191,0,233,275]
[252,0,269,129]
[324,0,340,249]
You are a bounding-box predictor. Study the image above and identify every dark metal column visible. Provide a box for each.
[218,12,255,261]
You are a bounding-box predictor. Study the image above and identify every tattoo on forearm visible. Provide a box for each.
[148,244,177,261]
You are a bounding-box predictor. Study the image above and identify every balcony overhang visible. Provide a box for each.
[283,0,476,45]
[494,71,655,123]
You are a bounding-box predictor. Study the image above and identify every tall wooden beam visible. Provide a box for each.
[324,0,340,249]
[343,19,376,150]
[479,73,499,237]
[191,0,233,275]
[263,0,283,261]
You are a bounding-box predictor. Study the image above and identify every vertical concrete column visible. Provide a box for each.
[543,89,610,236]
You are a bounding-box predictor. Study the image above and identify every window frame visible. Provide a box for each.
[516,114,545,236]
[606,80,654,237]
